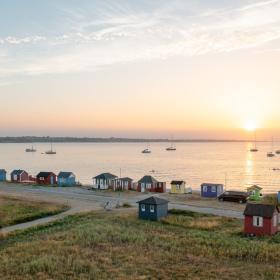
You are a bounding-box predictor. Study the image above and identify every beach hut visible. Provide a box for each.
[11,170,29,183]
[0,169,7,181]
[36,172,57,185]
[92,173,118,190]
[247,185,262,201]
[137,196,169,221]
[57,172,76,187]
[137,175,166,193]
[201,183,224,198]
[244,203,279,236]
[278,192,280,204]
[112,177,133,191]
[170,180,186,194]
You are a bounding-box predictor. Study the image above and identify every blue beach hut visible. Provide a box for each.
[57,172,76,187]
[0,169,7,181]
[137,196,169,221]
[201,183,224,198]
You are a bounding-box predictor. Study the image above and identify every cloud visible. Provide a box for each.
[1,0,280,78]
[0,35,46,45]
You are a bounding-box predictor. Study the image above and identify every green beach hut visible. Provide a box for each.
[247,185,263,201]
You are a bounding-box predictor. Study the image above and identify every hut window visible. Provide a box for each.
[211,186,216,192]
[176,184,180,190]
[146,183,152,189]
[253,216,263,227]
[150,205,155,213]
[141,204,146,212]
[203,185,207,192]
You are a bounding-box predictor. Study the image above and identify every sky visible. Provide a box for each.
[0,0,280,139]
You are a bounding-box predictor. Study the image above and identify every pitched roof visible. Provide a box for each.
[93,173,117,180]
[138,175,158,184]
[244,203,279,218]
[247,185,262,191]
[0,169,6,174]
[138,196,169,205]
[171,180,185,185]
[11,169,26,175]
[58,172,75,178]
[37,172,55,178]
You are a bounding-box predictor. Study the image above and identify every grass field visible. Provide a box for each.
[1,209,280,279]
[0,196,68,228]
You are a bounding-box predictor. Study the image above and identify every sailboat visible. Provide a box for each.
[142,143,151,154]
[45,142,56,155]
[166,142,176,151]
[25,145,36,153]
[267,137,275,158]
[250,131,258,152]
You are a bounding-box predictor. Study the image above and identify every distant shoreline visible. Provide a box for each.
[0,137,263,143]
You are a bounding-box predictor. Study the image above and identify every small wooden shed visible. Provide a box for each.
[11,170,29,183]
[201,183,224,198]
[247,185,262,201]
[244,203,279,236]
[36,172,57,185]
[92,173,118,190]
[57,172,76,187]
[0,169,7,181]
[137,175,166,193]
[112,177,133,191]
[137,196,169,221]
[170,180,186,194]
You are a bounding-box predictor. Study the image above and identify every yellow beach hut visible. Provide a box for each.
[170,180,186,194]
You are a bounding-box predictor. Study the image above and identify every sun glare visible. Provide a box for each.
[244,120,258,132]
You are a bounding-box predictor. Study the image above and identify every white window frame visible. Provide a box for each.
[211,186,216,193]
[253,216,263,227]
[141,204,146,212]
[203,185,207,192]
[150,205,155,213]
[176,184,180,190]
[146,183,152,189]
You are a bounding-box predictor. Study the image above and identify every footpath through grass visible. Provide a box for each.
[1,209,280,279]
[0,195,68,228]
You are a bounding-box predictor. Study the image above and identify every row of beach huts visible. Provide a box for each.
[0,169,279,237]
[0,169,224,197]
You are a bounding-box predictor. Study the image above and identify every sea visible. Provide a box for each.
[0,142,280,193]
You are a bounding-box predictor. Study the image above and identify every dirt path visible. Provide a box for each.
[0,183,244,234]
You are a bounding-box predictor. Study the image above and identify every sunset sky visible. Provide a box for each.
[1,0,280,139]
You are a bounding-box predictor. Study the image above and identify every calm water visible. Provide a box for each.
[0,142,280,193]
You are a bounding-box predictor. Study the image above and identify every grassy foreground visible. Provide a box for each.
[1,210,280,280]
[0,196,68,228]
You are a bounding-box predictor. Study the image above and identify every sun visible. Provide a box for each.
[244,120,258,132]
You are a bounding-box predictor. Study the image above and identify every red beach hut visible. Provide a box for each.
[244,203,279,236]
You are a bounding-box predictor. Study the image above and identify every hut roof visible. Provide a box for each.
[37,172,55,178]
[201,183,223,187]
[58,172,75,178]
[137,196,168,205]
[171,180,185,185]
[0,169,7,174]
[247,185,262,191]
[113,177,133,182]
[138,175,158,184]
[93,173,117,180]
[11,169,26,175]
[244,203,279,218]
